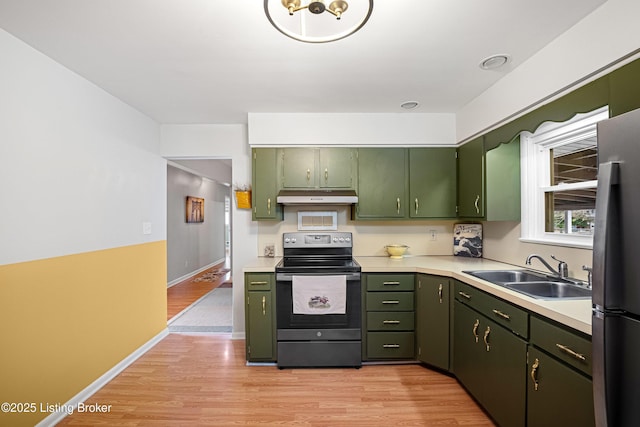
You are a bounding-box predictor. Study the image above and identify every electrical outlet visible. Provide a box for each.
[429,229,437,241]
[142,221,152,235]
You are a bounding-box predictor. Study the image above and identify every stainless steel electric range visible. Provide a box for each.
[275,232,362,368]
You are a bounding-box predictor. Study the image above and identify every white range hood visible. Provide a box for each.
[276,190,358,205]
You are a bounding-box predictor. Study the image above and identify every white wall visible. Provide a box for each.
[0,28,164,265]
[249,113,456,146]
[160,124,255,338]
[457,0,640,142]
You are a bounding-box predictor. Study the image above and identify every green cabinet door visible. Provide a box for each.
[457,137,485,218]
[245,273,276,362]
[453,300,527,427]
[355,148,407,219]
[527,346,595,427]
[252,148,282,220]
[318,148,355,188]
[416,274,451,371]
[281,147,317,188]
[486,137,521,221]
[409,148,457,218]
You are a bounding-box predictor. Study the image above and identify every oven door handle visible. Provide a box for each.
[276,272,361,282]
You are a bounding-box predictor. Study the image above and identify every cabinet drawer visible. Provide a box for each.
[245,273,273,291]
[367,332,415,359]
[366,274,415,291]
[530,316,592,376]
[367,311,415,331]
[366,292,414,311]
[455,280,528,338]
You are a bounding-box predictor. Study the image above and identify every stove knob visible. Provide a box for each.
[339,237,345,242]
[291,238,297,243]
[345,237,351,242]
[284,238,290,243]
[333,237,338,242]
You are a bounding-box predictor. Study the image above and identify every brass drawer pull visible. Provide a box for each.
[492,309,511,320]
[324,168,328,182]
[382,300,400,304]
[556,344,586,361]
[474,194,480,214]
[267,198,271,215]
[531,358,540,391]
[383,344,400,348]
[458,291,472,300]
[262,296,266,316]
[383,281,401,286]
[483,326,491,352]
[250,281,268,286]
[415,198,419,214]
[472,319,480,343]
[383,320,400,324]
[306,168,311,181]
[396,197,401,214]
[438,283,443,304]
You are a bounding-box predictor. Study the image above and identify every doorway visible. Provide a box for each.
[165,159,233,333]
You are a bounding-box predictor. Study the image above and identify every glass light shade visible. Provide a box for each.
[264,0,374,43]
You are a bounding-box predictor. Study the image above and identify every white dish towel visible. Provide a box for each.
[292,275,347,315]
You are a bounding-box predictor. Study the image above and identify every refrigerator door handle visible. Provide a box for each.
[592,310,607,427]
[592,161,620,309]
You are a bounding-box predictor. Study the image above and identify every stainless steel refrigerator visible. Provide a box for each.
[593,107,640,427]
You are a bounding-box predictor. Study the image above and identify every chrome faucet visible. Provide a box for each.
[526,254,569,278]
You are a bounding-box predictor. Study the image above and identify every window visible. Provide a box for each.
[520,106,609,248]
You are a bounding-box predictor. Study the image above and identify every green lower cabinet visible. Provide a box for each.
[416,274,451,371]
[245,273,276,362]
[527,346,595,427]
[453,300,527,427]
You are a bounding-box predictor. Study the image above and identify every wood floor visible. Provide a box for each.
[167,262,231,320]
[57,333,495,426]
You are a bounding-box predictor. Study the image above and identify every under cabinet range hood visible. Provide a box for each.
[276,189,358,205]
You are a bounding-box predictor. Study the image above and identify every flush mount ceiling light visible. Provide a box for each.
[479,54,511,70]
[400,101,419,110]
[264,0,374,43]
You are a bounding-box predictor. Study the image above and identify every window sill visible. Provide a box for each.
[519,237,593,250]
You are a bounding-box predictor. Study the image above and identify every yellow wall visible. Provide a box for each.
[0,241,167,426]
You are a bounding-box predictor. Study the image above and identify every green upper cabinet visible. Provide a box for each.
[486,137,521,221]
[281,147,355,189]
[409,148,457,218]
[354,148,408,219]
[457,137,485,218]
[457,136,521,221]
[252,148,283,221]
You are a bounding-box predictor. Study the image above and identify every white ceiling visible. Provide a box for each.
[0,0,607,125]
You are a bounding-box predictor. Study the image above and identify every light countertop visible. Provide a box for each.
[242,255,592,336]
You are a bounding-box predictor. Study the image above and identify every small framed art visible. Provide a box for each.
[186,196,204,223]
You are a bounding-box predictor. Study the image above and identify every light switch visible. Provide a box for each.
[142,221,152,235]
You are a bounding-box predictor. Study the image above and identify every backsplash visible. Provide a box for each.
[257,205,457,257]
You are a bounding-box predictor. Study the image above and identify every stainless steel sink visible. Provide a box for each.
[463,269,549,283]
[462,269,591,300]
[504,281,591,299]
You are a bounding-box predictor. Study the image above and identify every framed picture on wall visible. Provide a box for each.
[186,196,204,223]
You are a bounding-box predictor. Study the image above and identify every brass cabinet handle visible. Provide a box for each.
[474,194,480,214]
[492,309,511,320]
[531,358,540,391]
[556,344,587,361]
[472,319,480,343]
[382,300,400,304]
[397,197,401,214]
[383,344,400,348]
[324,168,328,182]
[438,283,443,304]
[261,296,266,316]
[458,291,472,300]
[383,281,400,286]
[307,168,311,182]
[483,326,491,351]
[249,281,268,286]
[415,198,419,214]
[267,198,271,215]
[383,320,400,324]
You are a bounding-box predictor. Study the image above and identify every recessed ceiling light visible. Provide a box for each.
[401,101,419,110]
[479,54,511,70]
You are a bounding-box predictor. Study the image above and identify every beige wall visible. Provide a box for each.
[482,221,592,281]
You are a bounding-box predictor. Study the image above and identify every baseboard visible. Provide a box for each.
[167,258,225,288]
[231,331,246,340]
[36,328,170,427]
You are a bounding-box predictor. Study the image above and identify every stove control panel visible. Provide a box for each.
[283,232,353,248]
